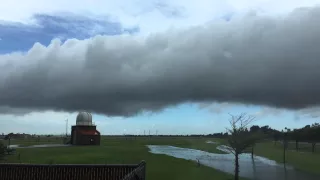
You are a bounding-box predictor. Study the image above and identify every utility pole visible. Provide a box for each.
[65,119,68,137]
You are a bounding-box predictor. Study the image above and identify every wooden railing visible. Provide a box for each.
[0,161,146,180]
[122,161,146,180]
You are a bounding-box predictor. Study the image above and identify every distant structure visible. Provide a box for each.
[4,133,32,139]
[70,112,101,145]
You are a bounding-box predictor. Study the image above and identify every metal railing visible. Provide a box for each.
[0,161,146,180]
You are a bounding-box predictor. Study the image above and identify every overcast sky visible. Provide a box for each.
[1,0,320,135]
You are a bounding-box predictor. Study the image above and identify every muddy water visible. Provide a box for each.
[147,145,318,180]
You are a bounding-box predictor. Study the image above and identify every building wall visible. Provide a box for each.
[71,125,101,145]
[75,134,100,145]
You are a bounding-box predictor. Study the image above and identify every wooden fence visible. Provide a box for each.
[123,161,146,180]
[0,161,146,180]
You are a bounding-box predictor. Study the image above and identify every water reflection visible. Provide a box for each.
[252,155,257,179]
[147,145,318,180]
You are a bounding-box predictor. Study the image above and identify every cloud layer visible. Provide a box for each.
[1,6,320,116]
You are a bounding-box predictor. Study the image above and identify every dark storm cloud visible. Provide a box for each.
[0,106,31,115]
[1,6,320,116]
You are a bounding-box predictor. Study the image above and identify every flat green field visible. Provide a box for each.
[252,141,320,175]
[2,137,236,180]
[2,137,320,179]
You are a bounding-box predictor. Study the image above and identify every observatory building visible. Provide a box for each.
[70,112,101,145]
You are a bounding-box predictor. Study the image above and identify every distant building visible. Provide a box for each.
[70,112,101,145]
[5,133,32,139]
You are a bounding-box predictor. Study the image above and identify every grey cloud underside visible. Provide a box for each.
[0,106,32,115]
[1,6,320,116]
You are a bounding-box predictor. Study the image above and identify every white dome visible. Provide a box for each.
[76,112,93,126]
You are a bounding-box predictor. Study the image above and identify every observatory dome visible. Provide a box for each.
[76,111,93,126]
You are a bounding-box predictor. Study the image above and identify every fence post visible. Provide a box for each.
[141,160,146,180]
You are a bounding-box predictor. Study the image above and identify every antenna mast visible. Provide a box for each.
[65,119,68,137]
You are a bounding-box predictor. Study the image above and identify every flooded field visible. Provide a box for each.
[147,145,318,180]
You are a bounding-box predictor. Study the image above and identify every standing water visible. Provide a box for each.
[147,145,318,180]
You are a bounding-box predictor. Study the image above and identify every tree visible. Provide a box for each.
[291,129,301,151]
[273,131,281,146]
[4,134,12,147]
[299,124,319,153]
[282,130,288,164]
[250,125,260,133]
[260,125,270,134]
[226,113,257,180]
[250,131,265,158]
[0,141,5,161]
[307,126,320,153]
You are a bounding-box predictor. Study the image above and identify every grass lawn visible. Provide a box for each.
[251,141,320,175]
[2,136,239,180]
[4,136,320,177]
[195,137,320,175]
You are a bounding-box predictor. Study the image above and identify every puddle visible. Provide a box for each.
[8,145,19,148]
[147,145,318,180]
[8,144,70,148]
[206,140,219,144]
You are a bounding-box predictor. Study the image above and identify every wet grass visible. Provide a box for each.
[252,141,320,175]
[4,136,226,154]
[4,136,320,176]
[192,137,320,175]
[2,137,66,146]
[2,136,239,180]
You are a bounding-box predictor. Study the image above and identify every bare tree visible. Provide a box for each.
[226,113,257,180]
